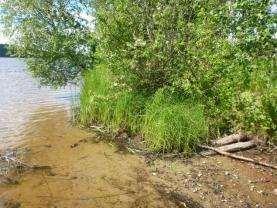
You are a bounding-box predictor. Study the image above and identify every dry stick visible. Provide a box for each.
[212,133,247,146]
[201,140,256,156]
[199,145,277,170]
[0,154,33,168]
[0,154,50,170]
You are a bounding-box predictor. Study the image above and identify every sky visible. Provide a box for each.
[0,30,9,44]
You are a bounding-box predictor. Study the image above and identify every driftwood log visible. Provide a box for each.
[212,133,248,146]
[201,140,256,156]
[199,145,277,170]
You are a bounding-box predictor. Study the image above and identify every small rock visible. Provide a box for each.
[192,188,199,193]
[257,190,263,194]
[70,143,78,148]
[250,185,255,191]
[273,188,277,196]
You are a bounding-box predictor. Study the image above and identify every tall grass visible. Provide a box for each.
[79,65,208,152]
[142,89,208,153]
[79,64,113,126]
[79,64,146,133]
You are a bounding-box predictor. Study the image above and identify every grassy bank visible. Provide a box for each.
[78,1,275,153]
[78,61,275,153]
[78,65,209,153]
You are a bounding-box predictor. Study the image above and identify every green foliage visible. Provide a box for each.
[79,65,146,132]
[95,0,276,142]
[142,89,208,153]
[79,65,208,152]
[3,0,274,150]
[79,65,112,125]
[0,0,96,86]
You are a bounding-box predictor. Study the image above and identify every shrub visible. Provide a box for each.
[95,0,275,141]
[78,0,276,151]
[142,89,208,153]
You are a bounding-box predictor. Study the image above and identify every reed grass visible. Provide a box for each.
[142,89,208,153]
[79,65,208,152]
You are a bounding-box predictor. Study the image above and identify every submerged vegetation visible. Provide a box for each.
[1,0,276,152]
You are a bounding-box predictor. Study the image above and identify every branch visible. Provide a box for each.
[199,145,277,170]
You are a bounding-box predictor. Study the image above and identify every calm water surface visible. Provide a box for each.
[0,58,77,148]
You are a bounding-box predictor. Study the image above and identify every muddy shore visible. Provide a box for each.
[0,108,276,208]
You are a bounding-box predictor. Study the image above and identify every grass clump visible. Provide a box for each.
[79,64,114,126]
[79,67,209,152]
[79,64,146,133]
[142,89,208,153]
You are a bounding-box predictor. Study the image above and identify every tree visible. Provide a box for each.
[95,0,276,138]
[0,0,96,86]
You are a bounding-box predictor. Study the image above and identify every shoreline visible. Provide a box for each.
[0,114,276,208]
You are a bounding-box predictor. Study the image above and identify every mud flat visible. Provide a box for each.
[0,108,276,208]
[0,109,181,208]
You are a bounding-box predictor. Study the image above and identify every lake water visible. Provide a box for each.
[0,58,78,148]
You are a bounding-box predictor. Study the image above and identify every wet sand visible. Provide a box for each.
[0,108,175,208]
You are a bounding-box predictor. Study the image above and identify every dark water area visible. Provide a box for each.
[0,58,78,148]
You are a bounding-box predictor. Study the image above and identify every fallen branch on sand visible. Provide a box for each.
[202,140,256,156]
[90,125,106,133]
[212,133,248,146]
[0,154,51,170]
[199,145,277,170]
[1,154,33,168]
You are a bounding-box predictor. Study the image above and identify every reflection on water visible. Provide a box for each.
[0,58,78,148]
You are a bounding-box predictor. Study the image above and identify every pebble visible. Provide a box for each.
[192,188,199,193]
[257,190,263,194]
[273,188,277,196]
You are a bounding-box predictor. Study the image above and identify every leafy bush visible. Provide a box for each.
[95,0,276,142]
[142,89,208,152]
